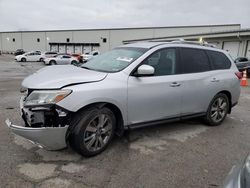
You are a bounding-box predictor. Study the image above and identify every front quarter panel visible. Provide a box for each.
[57,72,128,125]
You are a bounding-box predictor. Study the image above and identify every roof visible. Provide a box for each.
[0,24,240,33]
[120,42,169,49]
[119,40,224,52]
[123,28,250,43]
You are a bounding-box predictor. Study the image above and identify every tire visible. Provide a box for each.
[49,60,56,65]
[204,93,229,126]
[71,60,77,65]
[39,58,44,62]
[21,58,26,62]
[69,107,116,157]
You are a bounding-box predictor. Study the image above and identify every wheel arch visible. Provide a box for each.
[217,90,232,114]
[73,102,125,136]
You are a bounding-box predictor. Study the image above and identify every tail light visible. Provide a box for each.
[235,72,243,79]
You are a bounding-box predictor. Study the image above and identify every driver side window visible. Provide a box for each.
[143,48,177,76]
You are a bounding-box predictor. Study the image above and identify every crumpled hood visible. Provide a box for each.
[22,65,107,89]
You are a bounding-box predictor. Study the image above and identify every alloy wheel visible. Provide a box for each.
[210,97,228,123]
[83,114,112,152]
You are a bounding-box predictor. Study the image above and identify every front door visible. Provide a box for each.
[128,48,182,125]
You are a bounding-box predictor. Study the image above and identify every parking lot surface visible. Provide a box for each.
[0,54,250,188]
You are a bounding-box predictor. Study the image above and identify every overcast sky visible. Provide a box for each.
[0,0,249,32]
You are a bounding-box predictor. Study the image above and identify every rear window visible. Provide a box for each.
[206,50,231,70]
[180,48,210,73]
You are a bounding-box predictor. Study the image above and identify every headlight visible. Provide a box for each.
[24,90,72,107]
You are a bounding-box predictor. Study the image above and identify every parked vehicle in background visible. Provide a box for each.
[234,57,250,77]
[80,50,99,62]
[71,53,81,62]
[6,40,241,157]
[40,51,58,62]
[223,153,250,188]
[44,54,78,65]
[14,49,25,56]
[15,51,42,62]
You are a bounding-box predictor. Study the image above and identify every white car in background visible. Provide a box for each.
[40,51,58,62]
[80,50,99,62]
[15,51,42,62]
[44,54,78,65]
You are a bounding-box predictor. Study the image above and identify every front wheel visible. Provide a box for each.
[204,93,229,126]
[69,107,116,157]
[71,60,77,66]
[21,58,26,62]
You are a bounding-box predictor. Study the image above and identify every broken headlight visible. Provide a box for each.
[24,90,72,107]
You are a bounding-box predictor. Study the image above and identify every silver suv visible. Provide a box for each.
[6,40,241,156]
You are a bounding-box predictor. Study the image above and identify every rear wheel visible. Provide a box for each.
[69,107,116,157]
[204,93,229,126]
[21,58,26,62]
[49,60,56,65]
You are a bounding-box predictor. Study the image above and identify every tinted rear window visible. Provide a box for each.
[180,48,210,73]
[206,50,231,70]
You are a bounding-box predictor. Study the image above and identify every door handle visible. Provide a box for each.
[170,82,181,87]
[211,78,220,82]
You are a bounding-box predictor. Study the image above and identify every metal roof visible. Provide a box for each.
[123,28,250,43]
[0,24,240,33]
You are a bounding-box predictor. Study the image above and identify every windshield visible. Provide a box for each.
[81,47,147,72]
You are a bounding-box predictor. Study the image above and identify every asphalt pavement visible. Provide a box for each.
[0,54,250,188]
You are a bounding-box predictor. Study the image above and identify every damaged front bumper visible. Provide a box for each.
[6,119,69,150]
[6,95,71,150]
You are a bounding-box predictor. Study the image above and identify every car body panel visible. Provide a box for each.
[22,65,108,89]
[223,165,241,188]
[57,72,128,125]
[6,119,68,150]
[127,74,182,124]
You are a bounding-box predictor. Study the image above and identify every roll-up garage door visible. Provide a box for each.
[59,45,66,53]
[223,41,240,59]
[50,44,58,52]
[66,45,74,54]
[74,45,82,54]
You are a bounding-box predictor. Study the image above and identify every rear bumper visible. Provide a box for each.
[5,119,69,150]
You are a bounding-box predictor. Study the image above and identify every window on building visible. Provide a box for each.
[12,38,15,42]
[102,38,107,43]
[37,38,40,42]
[66,38,70,42]
[206,50,231,70]
[180,48,211,73]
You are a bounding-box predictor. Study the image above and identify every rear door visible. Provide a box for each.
[179,47,216,115]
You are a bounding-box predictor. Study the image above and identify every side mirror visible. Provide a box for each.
[136,65,154,76]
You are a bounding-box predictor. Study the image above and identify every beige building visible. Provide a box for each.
[0,24,242,55]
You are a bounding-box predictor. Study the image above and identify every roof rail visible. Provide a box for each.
[170,38,217,48]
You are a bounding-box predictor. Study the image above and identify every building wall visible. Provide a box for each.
[0,24,240,53]
[22,32,47,52]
